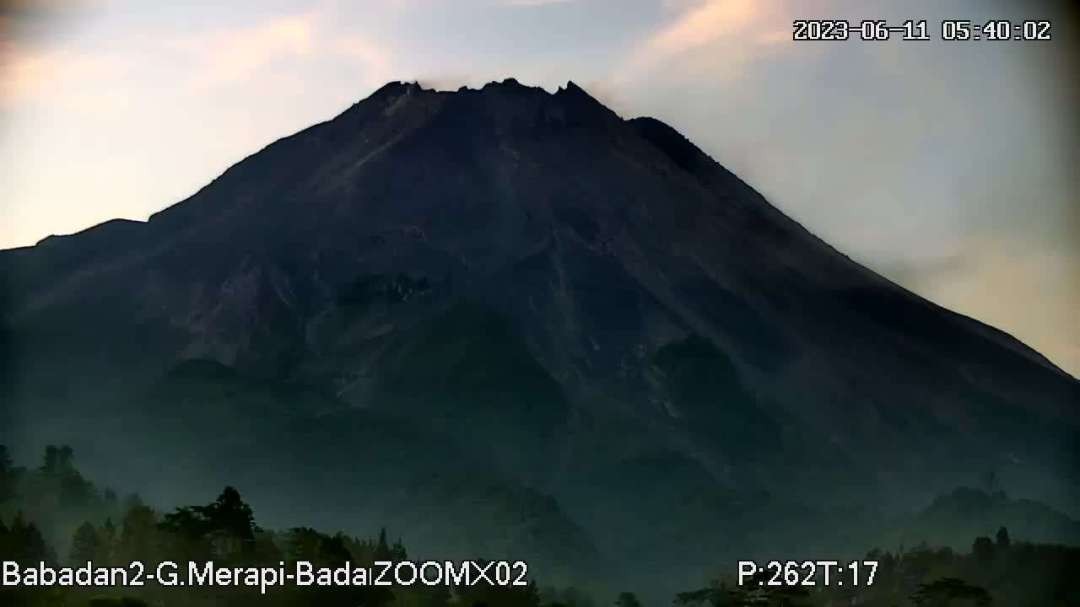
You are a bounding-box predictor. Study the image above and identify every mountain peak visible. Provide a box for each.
[487,77,523,88]
[366,78,600,101]
[370,80,417,94]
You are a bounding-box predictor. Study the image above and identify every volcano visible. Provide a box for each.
[1,79,1077,595]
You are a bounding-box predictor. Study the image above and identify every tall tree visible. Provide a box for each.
[71,522,102,564]
[41,445,59,475]
[99,518,117,565]
[911,578,992,607]
[0,444,14,502]
[375,526,391,560]
[57,445,74,472]
[118,504,160,562]
[972,536,995,563]
[160,486,259,558]
[0,518,9,555]
[200,486,257,543]
[8,513,52,563]
[995,526,1011,549]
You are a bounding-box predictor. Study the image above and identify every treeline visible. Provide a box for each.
[3,444,1080,606]
[0,445,601,607]
[1,444,122,555]
[674,527,1080,606]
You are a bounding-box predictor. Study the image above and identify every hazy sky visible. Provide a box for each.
[2,0,1077,376]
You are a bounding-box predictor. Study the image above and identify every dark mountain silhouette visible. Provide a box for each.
[1,79,1077,596]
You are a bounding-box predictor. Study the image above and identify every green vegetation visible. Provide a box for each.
[0,445,583,607]
[884,486,1080,549]
[1,445,1078,606]
[676,533,1080,607]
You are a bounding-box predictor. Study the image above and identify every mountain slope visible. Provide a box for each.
[1,79,1077,596]
[879,487,1080,551]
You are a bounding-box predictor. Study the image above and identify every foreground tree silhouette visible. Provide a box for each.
[40,445,75,476]
[911,577,992,606]
[1,514,52,563]
[994,526,1010,549]
[70,521,102,563]
[117,504,160,563]
[0,444,14,502]
[972,536,995,563]
[203,486,257,542]
[160,485,258,557]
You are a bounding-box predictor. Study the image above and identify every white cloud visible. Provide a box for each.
[164,11,319,90]
[614,0,793,84]
[0,45,126,109]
